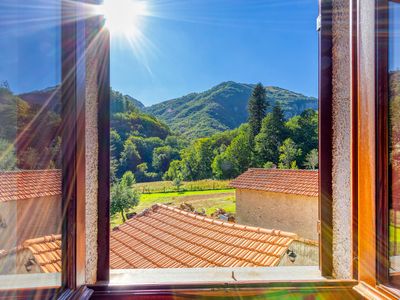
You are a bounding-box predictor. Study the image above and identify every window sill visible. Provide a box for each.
[0,273,60,290]
[109,266,323,285]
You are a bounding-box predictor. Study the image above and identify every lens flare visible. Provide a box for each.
[97,0,149,37]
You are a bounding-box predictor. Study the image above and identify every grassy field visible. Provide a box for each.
[110,188,235,228]
[133,179,231,194]
[389,225,400,256]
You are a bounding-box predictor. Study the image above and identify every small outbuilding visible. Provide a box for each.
[230,168,319,241]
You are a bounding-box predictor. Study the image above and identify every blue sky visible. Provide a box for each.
[0,0,318,106]
[390,1,400,71]
[0,0,61,93]
[110,0,318,105]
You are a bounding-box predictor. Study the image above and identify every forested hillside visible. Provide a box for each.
[110,84,318,183]
[145,81,317,138]
[1,82,319,184]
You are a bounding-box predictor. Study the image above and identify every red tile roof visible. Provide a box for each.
[0,234,61,273]
[23,235,62,273]
[0,170,61,202]
[1,205,303,272]
[229,168,318,197]
[110,204,297,269]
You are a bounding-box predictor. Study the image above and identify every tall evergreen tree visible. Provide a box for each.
[248,83,268,137]
[254,104,287,166]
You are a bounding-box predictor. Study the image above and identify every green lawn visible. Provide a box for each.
[133,180,231,194]
[389,225,400,256]
[110,188,235,228]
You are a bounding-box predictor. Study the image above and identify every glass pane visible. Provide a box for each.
[389,0,400,274]
[104,0,319,281]
[0,0,61,288]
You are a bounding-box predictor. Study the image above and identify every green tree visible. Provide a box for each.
[130,136,164,168]
[172,176,183,192]
[254,104,287,166]
[119,138,141,176]
[121,171,135,187]
[111,130,123,160]
[248,83,268,136]
[180,138,214,180]
[212,152,239,179]
[304,149,319,169]
[263,161,276,169]
[212,127,253,179]
[134,162,149,182]
[163,160,183,181]
[286,109,318,165]
[278,138,302,169]
[110,181,140,222]
[0,139,16,170]
[152,146,180,174]
[18,147,39,169]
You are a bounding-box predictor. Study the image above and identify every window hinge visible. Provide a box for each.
[316,15,321,32]
[317,220,321,234]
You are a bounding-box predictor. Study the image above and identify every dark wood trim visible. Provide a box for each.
[0,288,61,300]
[61,0,78,290]
[58,286,94,300]
[319,0,334,278]
[376,0,390,286]
[88,280,361,299]
[351,0,359,280]
[97,16,111,283]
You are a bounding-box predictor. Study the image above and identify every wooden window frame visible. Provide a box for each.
[0,1,92,298]
[92,0,340,295]
[376,0,400,290]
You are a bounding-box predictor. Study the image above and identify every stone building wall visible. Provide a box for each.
[236,189,318,241]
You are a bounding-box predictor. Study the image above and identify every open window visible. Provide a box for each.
[94,0,338,286]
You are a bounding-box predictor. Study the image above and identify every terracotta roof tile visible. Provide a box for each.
[0,234,61,273]
[1,205,302,272]
[110,204,297,269]
[229,168,318,197]
[0,170,61,203]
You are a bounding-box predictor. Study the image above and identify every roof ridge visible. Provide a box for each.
[229,168,318,196]
[23,234,61,247]
[157,204,298,239]
[0,169,61,175]
[247,168,318,173]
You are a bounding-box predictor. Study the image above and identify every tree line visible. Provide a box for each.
[111,83,319,184]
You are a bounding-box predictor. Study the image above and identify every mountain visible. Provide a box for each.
[111,89,145,111]
[19,86,61,112]
[144,81,317,139]
[19,86,146,113]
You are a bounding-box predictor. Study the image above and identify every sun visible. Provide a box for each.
[97,0,149,37]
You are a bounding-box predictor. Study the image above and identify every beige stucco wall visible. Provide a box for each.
[236,189,318,241]
[331,0,352,279]
[82,19,102,284]
[0,201,17,251]
[0,196,61,250]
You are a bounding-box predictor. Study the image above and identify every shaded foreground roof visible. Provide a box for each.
[0,235,61,273]
[0,170,61,202]
[1,205,304,272]
[110,204,297,269]
[229,168,318,197]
